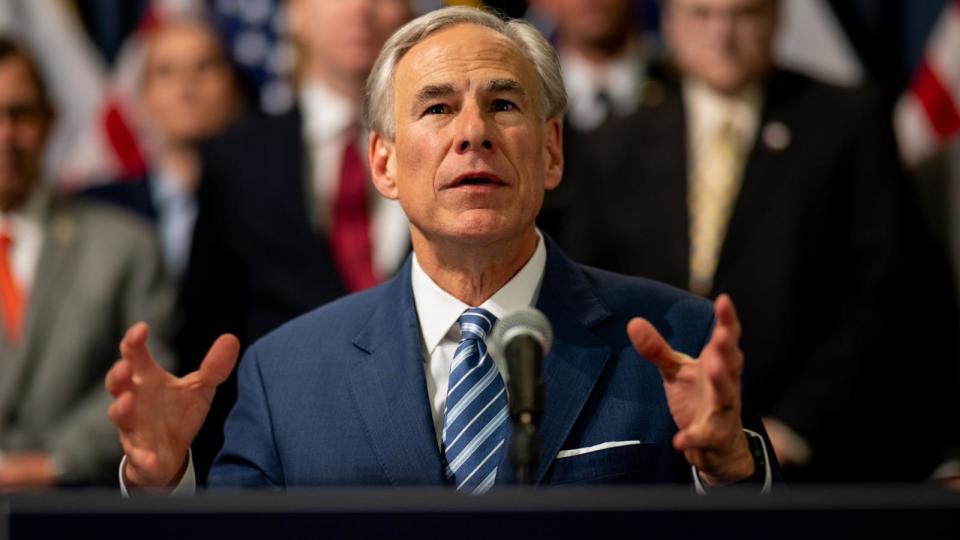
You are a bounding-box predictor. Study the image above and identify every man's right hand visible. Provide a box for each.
[106,322,239,487]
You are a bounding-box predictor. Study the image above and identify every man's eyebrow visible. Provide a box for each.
[414,84,456,105]
[486,79,527,98]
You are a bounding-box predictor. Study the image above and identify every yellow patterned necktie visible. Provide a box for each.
[688,116,745,297]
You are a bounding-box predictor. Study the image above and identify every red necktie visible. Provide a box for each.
[0,230,25,342]
[330,138,377,292]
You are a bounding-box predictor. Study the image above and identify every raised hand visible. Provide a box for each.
[105,322,239,487]
[627,294,754,485]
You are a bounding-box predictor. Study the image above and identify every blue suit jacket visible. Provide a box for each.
[208,239,767,487]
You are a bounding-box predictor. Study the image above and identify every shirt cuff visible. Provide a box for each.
[119,450,196,497]
[691,429,772,494]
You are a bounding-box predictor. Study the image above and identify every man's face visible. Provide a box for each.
[289,0,411,82]
[545,0,632,52]
[369,24,563,248]
[143,22,239,143]
[664,0,778,94]
[0,57,51,212]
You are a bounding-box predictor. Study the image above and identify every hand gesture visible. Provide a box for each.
[105,323,239,487]
[627,294,754,485]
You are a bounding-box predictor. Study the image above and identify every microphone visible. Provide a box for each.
[490,307,553,485]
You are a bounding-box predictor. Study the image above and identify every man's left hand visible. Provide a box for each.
[0,451,57,489]
[627,294,754,486]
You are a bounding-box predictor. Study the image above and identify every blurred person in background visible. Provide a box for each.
[0,37,174,488]
[542,0,960,482]
[534,0,658,240]
[83,16,244,281]
[178,0,413,481]
[538,0,652,133]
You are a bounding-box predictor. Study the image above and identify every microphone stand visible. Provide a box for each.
[505,337,543,486]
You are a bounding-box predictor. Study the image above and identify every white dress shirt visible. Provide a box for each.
[412,232,547,447]
[148,166,197,280]
[299,82,409,278]
[0,183,48,294]
[561,38,647,132]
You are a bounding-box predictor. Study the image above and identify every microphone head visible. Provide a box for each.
[490,306,554,356]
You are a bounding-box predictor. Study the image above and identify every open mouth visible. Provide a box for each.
[448,173,507,189]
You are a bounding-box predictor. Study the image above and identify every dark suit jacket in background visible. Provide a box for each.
[541,67,960,482]
[208,238,777,487]
[180,109,408,481]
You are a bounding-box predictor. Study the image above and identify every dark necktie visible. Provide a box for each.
[331,136,377,292]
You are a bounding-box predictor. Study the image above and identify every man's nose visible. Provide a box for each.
[454,106,494,155]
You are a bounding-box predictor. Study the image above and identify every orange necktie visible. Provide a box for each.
[0,230,25,342]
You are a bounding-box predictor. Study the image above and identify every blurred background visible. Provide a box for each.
[3,0,957,273]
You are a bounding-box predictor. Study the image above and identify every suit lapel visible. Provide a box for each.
[347,259,445,485]
[0,199,80,414]
[501,238,612,485]
[715,70,795,291]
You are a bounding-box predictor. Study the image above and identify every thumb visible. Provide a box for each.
[627,317,689,380]
[198,334,240,387]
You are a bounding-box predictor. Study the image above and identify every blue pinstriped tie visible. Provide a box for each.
[442,308,509,494]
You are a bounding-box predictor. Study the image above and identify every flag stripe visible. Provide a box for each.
[103,100,147,177]
[913,59,960,140]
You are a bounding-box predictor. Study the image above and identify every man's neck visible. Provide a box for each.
[411,228,539,307]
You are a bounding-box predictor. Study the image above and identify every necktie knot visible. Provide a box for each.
[458,308,496,344]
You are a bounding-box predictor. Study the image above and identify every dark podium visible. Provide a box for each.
[3,486,959,539]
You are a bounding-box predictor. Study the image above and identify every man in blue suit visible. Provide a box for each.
[106,6,773,492]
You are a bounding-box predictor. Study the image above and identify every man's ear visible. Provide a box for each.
[369,131,399,200]
[543,117,563,191]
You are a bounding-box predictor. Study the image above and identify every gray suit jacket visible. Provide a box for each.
[0,195,175,485]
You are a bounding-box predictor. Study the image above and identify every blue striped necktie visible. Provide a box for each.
[442,308,509,494]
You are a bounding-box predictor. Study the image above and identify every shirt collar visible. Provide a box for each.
[299,81,357,144]
[561,38,646,114]
[0,181,50,233]
[148,166,192,207]
[683,77,762,144]
[411,230,548,356]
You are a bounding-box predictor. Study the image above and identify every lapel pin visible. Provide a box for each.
[762,121,791,151]
[53,216,75,246]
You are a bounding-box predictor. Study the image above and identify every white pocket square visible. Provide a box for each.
[556,440,642,459]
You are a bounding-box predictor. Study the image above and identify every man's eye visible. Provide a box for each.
[492,99,516,112]
[425,104,449,115]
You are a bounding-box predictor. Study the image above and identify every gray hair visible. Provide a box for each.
[363,6,567,139]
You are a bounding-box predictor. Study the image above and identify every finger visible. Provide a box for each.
[107,391,137,432]
[119,322,160,378]
[105,359,134,397]
[198,334,241,387]
[627,318,691,379]
[713,294,742,342]
[706,345,740,408]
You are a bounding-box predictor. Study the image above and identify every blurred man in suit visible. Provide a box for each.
[178,0,413,481]
[538,0,650,132]
[542,0,960,481]
[84,17,244,281]
[0,38,174,487]
[107,6,776,492]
